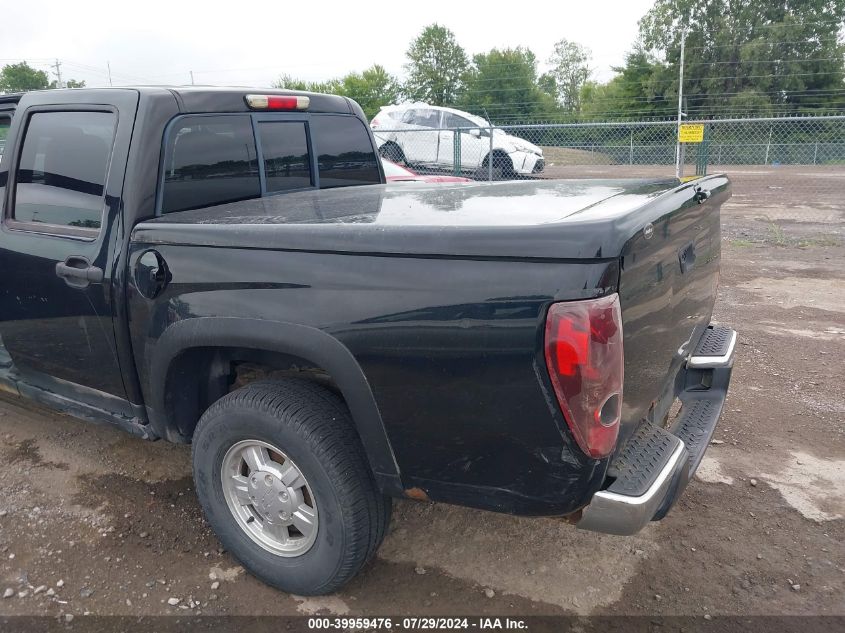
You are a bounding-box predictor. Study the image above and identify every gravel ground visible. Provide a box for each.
[0,172,842,623]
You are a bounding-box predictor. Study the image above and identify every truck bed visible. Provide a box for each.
[128,174,731,516]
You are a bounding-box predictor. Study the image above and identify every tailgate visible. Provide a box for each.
[616,175,731,451]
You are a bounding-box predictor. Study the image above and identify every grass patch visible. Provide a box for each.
[755,216,841,248]
[796,234,841,248]
[766,220,789,246]
[730,239,756,248]
[541,146,613,165]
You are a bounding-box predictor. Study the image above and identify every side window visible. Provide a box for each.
[13,111,116,231]
[258,121,312,192]
[415,110,441,128]
[444,113,473,130]
[311,115,381,189]
[401,109,418,125]
[0,114,10,203]
[162,115,259,214]
[0,114,9,159]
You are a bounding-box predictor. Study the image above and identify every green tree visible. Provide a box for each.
[48,78,86,89]
[547,39,592,113]
[273,73,340,94]
[273,65,400,119]
[580,47,670,119]
[0,62,50,93]
[404,24,469,105]
[337,65,401,119]
[460,47,559,121]
[638,0,845,115]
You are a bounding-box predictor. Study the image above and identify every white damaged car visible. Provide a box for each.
[371,103,544,179]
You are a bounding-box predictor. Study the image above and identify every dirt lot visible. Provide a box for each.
[0,169,843,623]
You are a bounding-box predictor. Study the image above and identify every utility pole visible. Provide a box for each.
[190,71,195,86]
[107,61,113,87]
[50,59,63,89]
[675,29,686,179]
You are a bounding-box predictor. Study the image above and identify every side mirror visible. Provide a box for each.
[469,128,482,138]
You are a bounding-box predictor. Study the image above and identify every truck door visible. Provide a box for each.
[440,112,486,170]
[0,91,138,408]
[399,108,442,166]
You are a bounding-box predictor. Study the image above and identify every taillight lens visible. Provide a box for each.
[544,294,624,459]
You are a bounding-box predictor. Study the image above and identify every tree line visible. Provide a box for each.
[0,62,85,93]
[3,0,843,122]
[277,0,844,121]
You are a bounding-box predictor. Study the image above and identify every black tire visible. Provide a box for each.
[479,152,514,181]
[192,379,391,595]
[378,142,405,164]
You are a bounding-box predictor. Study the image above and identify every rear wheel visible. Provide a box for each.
[192,379,391,595]
[378,142,405,164]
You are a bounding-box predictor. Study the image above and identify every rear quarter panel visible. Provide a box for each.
[126,242,618,515]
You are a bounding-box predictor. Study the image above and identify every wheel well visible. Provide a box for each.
[162,346,339,441]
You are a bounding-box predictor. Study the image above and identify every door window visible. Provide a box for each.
[0,114,9,159]
[0,114,10,203]
[162,115,260,213]
[444,113,473,130]
[415,109,442,128]
[444,113,488,136]
[12,111,116,231]
[403,109,441,128]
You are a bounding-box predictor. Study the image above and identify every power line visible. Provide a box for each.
[457,88,845,109]
[453,70,845,95]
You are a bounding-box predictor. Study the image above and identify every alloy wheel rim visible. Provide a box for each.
[221,439,318,557]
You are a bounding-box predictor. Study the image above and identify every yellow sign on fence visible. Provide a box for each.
[679,123,705,143]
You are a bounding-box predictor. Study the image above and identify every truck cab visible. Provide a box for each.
[0,87,383,430]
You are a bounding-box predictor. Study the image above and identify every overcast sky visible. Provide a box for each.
[2,0,655,89]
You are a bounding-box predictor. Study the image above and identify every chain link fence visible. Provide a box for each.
[373,114,845,226]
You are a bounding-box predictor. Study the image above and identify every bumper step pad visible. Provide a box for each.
[671,397,722,477]
[688,325,737,368]
[606,423,683,497]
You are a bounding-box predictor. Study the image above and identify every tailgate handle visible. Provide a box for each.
[678,242,696,274]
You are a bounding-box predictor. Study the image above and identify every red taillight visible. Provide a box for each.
[544,294,624,459]
[244,94,310,111]
[371,117,381,128]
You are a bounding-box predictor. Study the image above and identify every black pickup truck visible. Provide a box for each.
[0,88,736,595]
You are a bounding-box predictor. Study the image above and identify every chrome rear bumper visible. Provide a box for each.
[577,325,736,536]
[577,441,688,535]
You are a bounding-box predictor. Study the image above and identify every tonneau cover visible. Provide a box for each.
[133,176,729,260]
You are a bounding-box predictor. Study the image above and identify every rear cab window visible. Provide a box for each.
[162,115,259,214]
[311,116,380,189]
[11,111,116,234]
[258,121,312,193]
[160,112,381,214]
